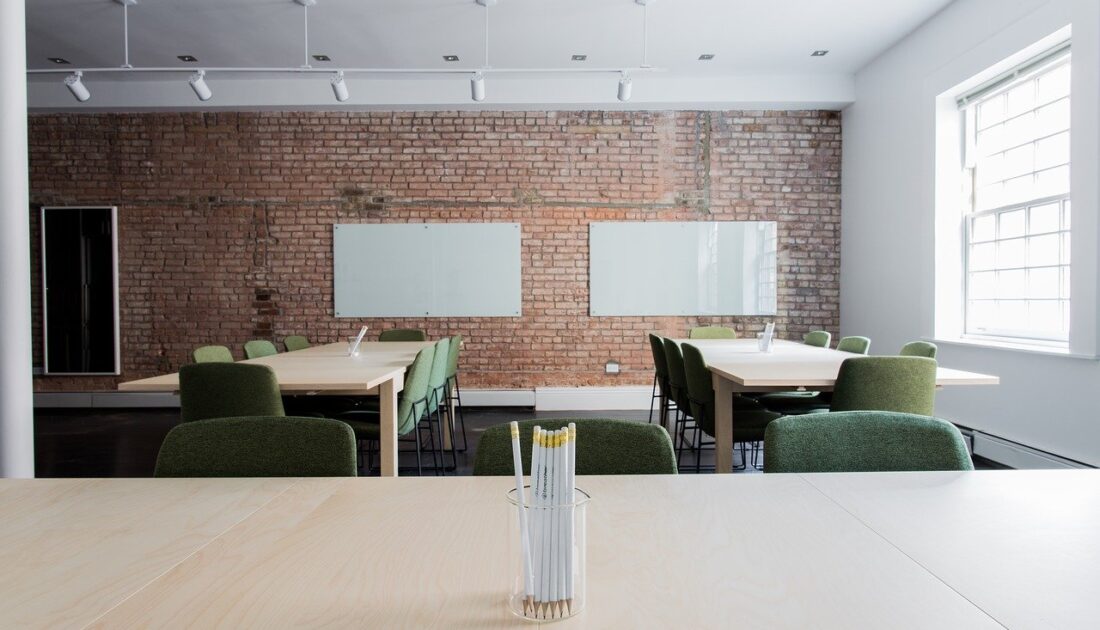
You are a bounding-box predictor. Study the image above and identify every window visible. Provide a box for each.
[960,44,1071,344]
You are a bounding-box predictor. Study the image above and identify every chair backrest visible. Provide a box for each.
[830,356,938,416]
[379,329,428,342]
[899,341,938,359]
[244,340,279,359]
[426,338,451,413]
[680,343,716,436]
[154,416,357,477]
[836,336,871,355]
[446,334,463,380]
[648,334,671,398]
[395,345,436,435]
[284,335,310,352]
[179,363,286,423]
[473,419,676,475]
[763,411,973,473]
[661,338,691,410]
[689,326,737,340]
[193,345,233,363]
[803,330,832,348]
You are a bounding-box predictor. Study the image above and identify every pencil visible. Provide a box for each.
[508,422,534,615]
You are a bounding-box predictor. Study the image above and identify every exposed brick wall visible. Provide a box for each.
[27,110,841,392]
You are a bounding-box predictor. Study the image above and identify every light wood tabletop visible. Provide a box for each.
[9,472,1094,629]
[118,341,433,477]
[673,339,1000,473]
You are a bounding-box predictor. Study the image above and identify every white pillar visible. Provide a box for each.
[0,0,35,477]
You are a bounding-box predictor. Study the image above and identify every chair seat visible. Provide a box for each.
[731,409,782,442]
[756,391,830,415]
[335,411,382,439]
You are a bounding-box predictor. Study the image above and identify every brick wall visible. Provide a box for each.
[28,110,841,392]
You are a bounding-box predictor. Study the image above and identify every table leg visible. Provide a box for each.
[713,373,734,474]
[378,376,400,477]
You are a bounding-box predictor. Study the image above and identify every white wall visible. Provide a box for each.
[842,0,1100,466]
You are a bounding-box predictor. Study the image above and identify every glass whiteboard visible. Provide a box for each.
[589,221,778,316]
[333,223,521,317]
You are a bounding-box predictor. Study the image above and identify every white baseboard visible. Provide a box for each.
[971,432,1089,469]
[534,386,653,411]
[461,389,536,407]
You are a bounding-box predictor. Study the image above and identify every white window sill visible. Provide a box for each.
[927,336,1100,360]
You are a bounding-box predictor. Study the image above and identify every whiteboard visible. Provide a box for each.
[589,221,778,316]
[333,223,521,317]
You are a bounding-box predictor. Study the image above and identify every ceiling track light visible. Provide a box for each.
[189,70,212,101]
[617,73,632,102]
[471,72,486,102]
[64,71,90,102]
[331,71,349,102]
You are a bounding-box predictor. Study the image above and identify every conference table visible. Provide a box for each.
[118,341,433,477]
[2,471,1095,628]
[673,339,1000,474]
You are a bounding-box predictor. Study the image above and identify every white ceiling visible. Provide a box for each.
[25,0,956,110]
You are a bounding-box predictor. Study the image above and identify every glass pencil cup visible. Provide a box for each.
[756,332,773,352]
[346,336,361,356]
[506,486,590,622]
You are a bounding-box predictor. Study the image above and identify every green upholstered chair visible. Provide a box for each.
[803,331,832,348]
[648,334,675,425]
[192,345,233,363]
[474,419,676,476]
[836,336,872,354]
[900,341,938,358]
[689,326,737,340]
[763,411,973,473]
[179,363,285,423]
[661,338,697,461]
[244,340,279,359]
[830,356,938,416]
[424,338,454,470]
[284,335,311,352]
[682,343,781,471]
[444,334,468,452]
[379,329,428,342]
[154,416,357,477]
[336,344,436,475]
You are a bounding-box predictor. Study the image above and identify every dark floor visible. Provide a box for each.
[33,406,1004,477]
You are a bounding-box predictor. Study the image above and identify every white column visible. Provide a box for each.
[0,0,35,478]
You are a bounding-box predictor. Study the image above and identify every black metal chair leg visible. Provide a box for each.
[648,374,658,423]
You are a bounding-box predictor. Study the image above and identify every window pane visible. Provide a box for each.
[1029,202,1060,234]
[996,300,1028,330]
[1061,232,1071,264]
[1002,173,1038,205]
[1063,200,1071,228]
[1034,98,1070,137]
[968,300,994,331]
[999,209,1026,238]
[1034,131,1070,171]
[972,214,996,241]
[998,269,1027,298]
[1028,267,1059,298]
[1001,144,1035,179]
[1027,234,1060,267]
[978,95,1007,129]
[997,238,1025,268]
[1038,64,1071,103]
[1029,300,1062,334]
[1062,267,1070,299]
[969,271,996,299]
[1006,82,1037,117]
[970,242,996,270]
[1035,164,1070,198]
[976,126,1005,157]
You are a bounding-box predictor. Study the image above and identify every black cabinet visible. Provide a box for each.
[41,207,119,375]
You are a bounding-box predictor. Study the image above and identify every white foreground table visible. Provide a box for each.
[5,472,1095,628]
[674,339,1000,473]
[119,341,432,476]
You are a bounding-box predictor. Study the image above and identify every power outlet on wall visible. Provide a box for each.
[605,360,620,375]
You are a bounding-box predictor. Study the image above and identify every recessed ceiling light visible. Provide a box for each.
[572,54,587,62]
[811,50,829,56]
[48,57,70,64]
[177,55,198,62]
[698,54,715,61]
[443,55,459,62]
[312,54,331,62]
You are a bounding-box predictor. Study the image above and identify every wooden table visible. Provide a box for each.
[673,339,1000,474]
[4,472,1096,628]
[118,341,432,477]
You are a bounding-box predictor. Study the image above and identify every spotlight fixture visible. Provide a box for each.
[331,71,349,102]
[617,74,632,102]
[177,55,198,62]
[48,57,70,65]
[811,50,829,56]
[312,54,331,62]
[443,55,459,62]
[189,70,212,101]
[698,54,715,60]
[64,71,90,102]
[571,54,587,61]
[471,72,486,102]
